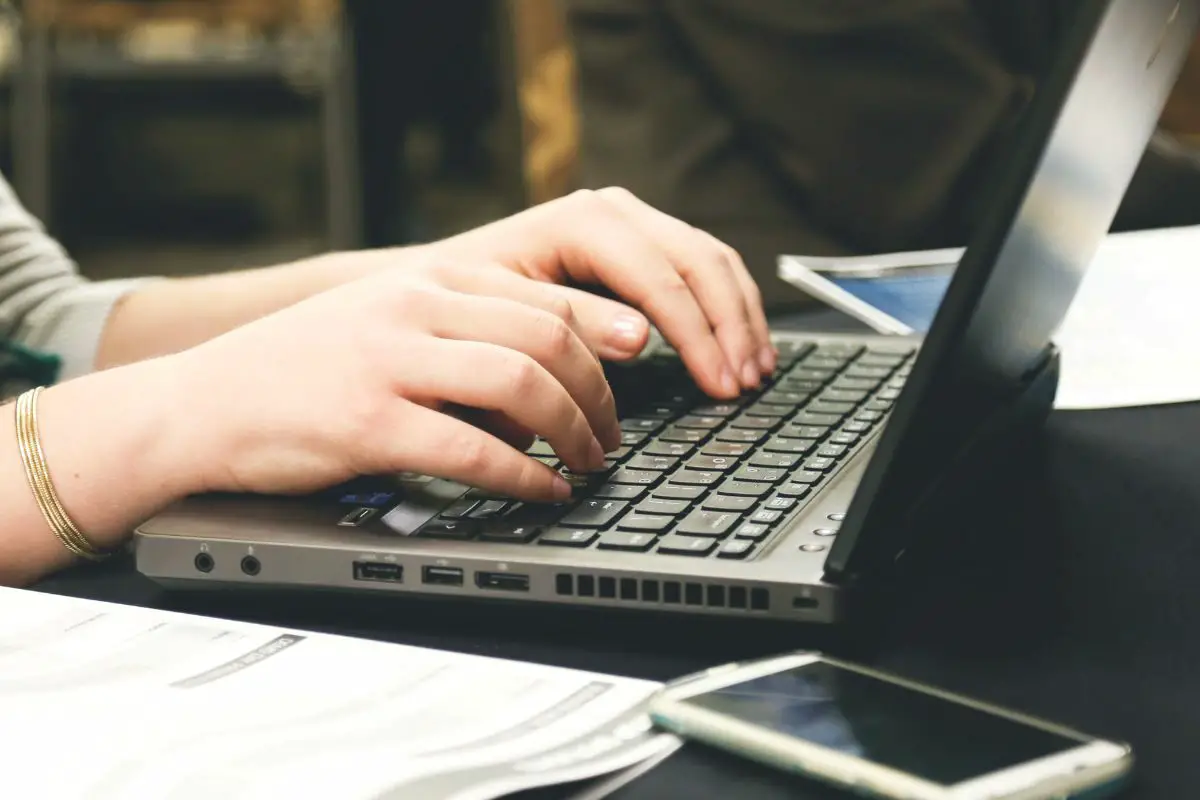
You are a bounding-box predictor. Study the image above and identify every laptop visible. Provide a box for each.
[134,0,1198,622]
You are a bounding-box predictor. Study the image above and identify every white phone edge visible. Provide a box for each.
[647,652,1132,800]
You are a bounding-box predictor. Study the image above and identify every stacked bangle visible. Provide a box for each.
[13,387,109,561]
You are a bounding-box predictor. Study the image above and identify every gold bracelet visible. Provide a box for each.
[14,387,109,561]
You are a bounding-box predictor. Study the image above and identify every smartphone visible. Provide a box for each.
[649,652,1132,800]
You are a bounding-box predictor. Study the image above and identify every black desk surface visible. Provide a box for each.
[29,313,1200,799]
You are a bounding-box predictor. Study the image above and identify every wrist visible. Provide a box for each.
[36,356,207,550]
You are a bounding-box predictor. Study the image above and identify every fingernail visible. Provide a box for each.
[741,361,760,388]
[720,367,740,397]
[759,346,777,373]
[588,438,607,469]
[610,313,648,348]
[552,476,574,501]
[605,422,623,452]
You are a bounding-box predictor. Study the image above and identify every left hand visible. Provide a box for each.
[417,188,775,399]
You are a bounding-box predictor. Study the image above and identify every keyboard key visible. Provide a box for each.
[789,470,824,484]
[661,426,707,443]
[527,439,556,457]
[691,403,740,416]
[440,497,479,519]
[732,465,785,484]
[820,388,870,403]
[654,484,705,501]
[751,509,783,525]
[803,457,837,472]
[865,399,894,412]
[815,342,864,358]
[818,444,848,459]
[765,437,816,455]
[830,432,860,445]
[804,356,849,370]
[618,513,674,533]
[626,454,679,472]
[717,428,767,444]
[643,441,695,458]
[670,469,724,486]
[686,454,740,472]
[419,520,478,540]
[790,368,836,383]
[675,415,724,430]
[610,468,661,486]
[621,418,663,433]
[750,452,801,469]
[676,510,742,537]
[878,388,902,401]
[855,410,885,423]
[620,431,648,447]
[479,525,541,543]
[760,390,810,406]
[843,420,872,433]
[597,531,657,552]
[701,441,752,458]
[845,365,890,379]
[657,535,718,557]
[718,480,773,498]
[731,415,777,430]
[831,377,878,391]
[858,352,908,367]
[636,498,690,516]
[764,496,797,511]
[468,500,510,519]
[734,523,770,541]
[561,500,629,528]
[776,483,814,498]
[592,483,646,501]
[778,378,824,392]
[794,411,842,427]
[744,403,793,418]
[702,494,756,512]
[540,528,599,547]
[717,539,756,559]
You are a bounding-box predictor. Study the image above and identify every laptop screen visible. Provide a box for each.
[827,0,1200,578]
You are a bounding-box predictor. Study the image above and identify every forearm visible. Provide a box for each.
[95,248,414,369]
[0,358,196,586]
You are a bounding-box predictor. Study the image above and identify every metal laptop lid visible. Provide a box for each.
[826,0,1200,578]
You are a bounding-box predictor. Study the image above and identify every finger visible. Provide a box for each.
[432,263,605,361]
[400,334,607,473]
[709,235,775,373]
[547,286,651,361]
[597,187,765,388]
[538,191,741,398]
[379,402,571,502]
[416,290,621,452]
[448,406,536,453]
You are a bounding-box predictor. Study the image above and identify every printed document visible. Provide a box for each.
[0,588,679,799]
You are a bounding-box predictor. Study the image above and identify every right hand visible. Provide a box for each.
[164,263,624,503]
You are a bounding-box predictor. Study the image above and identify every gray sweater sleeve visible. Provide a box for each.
[0,171,156,380]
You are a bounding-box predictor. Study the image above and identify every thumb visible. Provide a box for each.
[555,286,652,361]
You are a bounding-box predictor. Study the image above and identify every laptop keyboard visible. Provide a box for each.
[413,340,916,560]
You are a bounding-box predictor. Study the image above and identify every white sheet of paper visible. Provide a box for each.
[778,225,1200,411]
[0,588,678,800]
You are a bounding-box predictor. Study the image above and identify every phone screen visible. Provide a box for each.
[684,661,1085,786]
[815,263,955,334]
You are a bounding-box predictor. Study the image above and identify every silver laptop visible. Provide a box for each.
[135,0,1197,622]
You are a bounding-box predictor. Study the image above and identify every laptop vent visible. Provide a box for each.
[554,573,773,612]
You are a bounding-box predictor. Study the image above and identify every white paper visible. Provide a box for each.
[0,588,678,800]
[778,225,1200,410]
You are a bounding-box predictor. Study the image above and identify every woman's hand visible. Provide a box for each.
[419,188,775,398]
[168,264,623,503]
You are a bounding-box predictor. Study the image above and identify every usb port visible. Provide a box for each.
[422,566,464,586]
[475,571,530,592]
[353,561,403,583]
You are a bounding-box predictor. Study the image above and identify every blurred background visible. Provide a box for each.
[4,0,1200,310]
